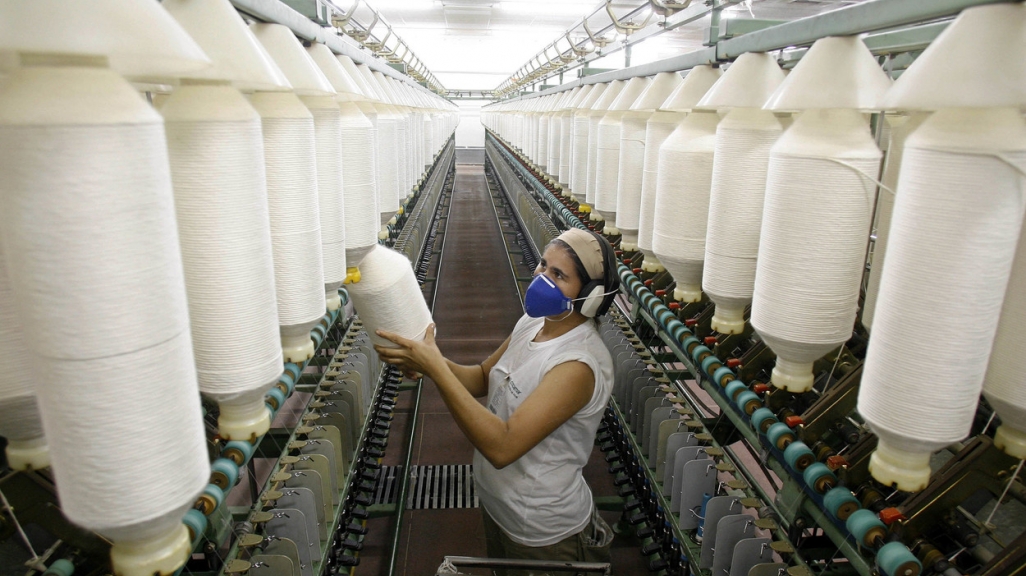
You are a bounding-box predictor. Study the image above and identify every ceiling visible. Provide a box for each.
[342,0,871,91]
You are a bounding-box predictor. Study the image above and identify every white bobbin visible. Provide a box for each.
[861,2,1026,490]
[699,52,786,334]
[0,50,209,576]
[347,245,435,349]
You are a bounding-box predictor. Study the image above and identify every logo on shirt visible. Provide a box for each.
[487,372,522,416]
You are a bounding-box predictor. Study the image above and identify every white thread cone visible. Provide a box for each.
[594,77,650,229]
[571,84,608,197]
[639,66,720,257]
[0,59,208,575]
[699,53,786,333]
[249,91,326,362]
[860,109,1026,489]
[0,0,209,80]
[162,83,284,440]
[586,80,627,205]
[752,109,880,393]
[162,0,287,91]
[862,113,929,331]
[651,110,720,302]
[347,245,434,348]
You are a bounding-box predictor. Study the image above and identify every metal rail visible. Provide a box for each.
[490,0,1013,103]
[228,0,445,95]
[440,555,612,574]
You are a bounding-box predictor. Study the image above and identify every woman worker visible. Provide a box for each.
[375,227,620,573]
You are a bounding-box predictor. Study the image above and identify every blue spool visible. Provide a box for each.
[202,484,225,511]
[823,487,860,521]
[265,386,287,413]
[681,336,700,354]
[724,380,748,401]
[223,440,255,466]
[751,408,777,434]
[735,390,762,415]
[877,542,922,576]
[712,366,735,387]
[278,370,296,396]
[701,355,721,376]
[657,309,676,327]
[183,508,208,547]
[802,462,837,494]
[766,421,795,449]
[283,362,302,384]
[311,324,327,346]
[846,509,886,547]
[690,345,712,364]
[43,560,75,576]
[210,458,239,490]
[695,492,713,541]
[783,441,815,472]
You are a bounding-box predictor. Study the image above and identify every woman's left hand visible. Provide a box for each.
[374,324,446,380]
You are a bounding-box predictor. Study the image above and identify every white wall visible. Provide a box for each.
[456,100,486,148]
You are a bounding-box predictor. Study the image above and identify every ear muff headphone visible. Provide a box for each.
[574,231,620,318]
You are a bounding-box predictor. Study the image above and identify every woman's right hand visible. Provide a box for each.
[374,324,445,380]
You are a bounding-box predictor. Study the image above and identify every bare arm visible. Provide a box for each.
[375,326,594,468]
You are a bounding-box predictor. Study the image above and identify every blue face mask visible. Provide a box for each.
[524,274,573,318]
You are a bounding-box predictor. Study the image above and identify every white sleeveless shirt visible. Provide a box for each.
[473,315,614,546]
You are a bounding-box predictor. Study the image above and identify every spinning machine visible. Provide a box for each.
[0,0,456,574]
[482,2,1026,575]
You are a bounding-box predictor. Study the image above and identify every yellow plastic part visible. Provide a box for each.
[578,203,592,214]
[343,266,361,284]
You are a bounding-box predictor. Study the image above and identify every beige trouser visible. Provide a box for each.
[481,508,613,576]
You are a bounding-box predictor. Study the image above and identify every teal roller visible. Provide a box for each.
[223,440,256,466]
[284,362,302,382]
[265,386,287,413]
[803,462,837,494]
[690,345,712,364]
[783,441,815,472]
[751,408,778,434]
[735,390,762,415]
[183,508,208,547]
[201,484,225,512]
[278,369,297,396]
[657,309,677,328]
[339,287,349,306]
[681,336,701,354]
[712,366,735,387]
[823,486,860,520]
[877,542,922,576]
[311,324,327,346]
[766,421,796,450]
[210,457,240,490]
[43,560,74,576]
[846,509,886,547]
[725,380,748,401]
[701,355,721,375]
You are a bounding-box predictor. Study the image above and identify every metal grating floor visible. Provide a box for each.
[375,465,479,509]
